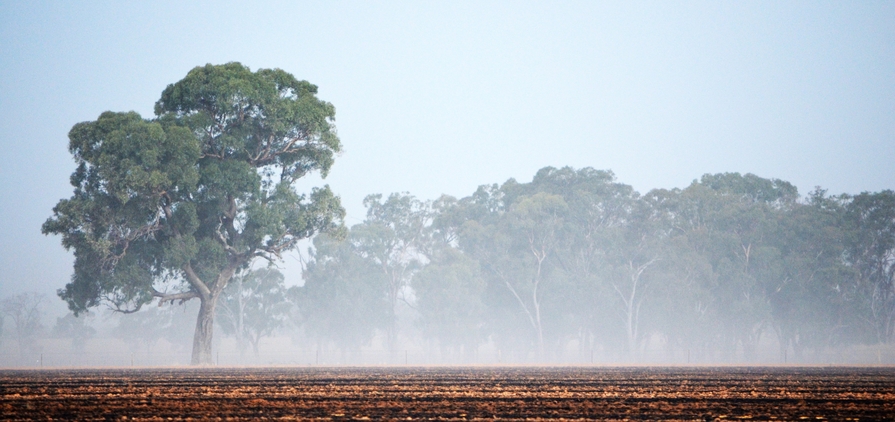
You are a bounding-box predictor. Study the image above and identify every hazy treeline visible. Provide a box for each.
[3,167,893,365]
[0,291,198,366]
[295,166,894,362]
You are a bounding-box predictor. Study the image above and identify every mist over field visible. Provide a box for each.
[2,166,894,368]
[1,2,893,367]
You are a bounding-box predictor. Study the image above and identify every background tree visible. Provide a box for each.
[350,193,430,354]
[43,63,345,365]
[293,233,390,357]
[52,312,96,353]
[452,173,581,359]
[217,267,291,358]
[0,292,45,360]
[761,189,846,358]
[843,190,895,343]
[535,168,635,356]
[661,173,798,359]
[112,303,196,359]
[413,247,487,360]
[600,195,665,357]
[502,191,568,356]
[453,183,539,358]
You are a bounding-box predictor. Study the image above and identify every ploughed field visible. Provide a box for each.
[1,366,893,420]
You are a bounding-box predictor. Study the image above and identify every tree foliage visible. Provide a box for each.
[302,167,894,362]
[217,268,291,357]
[43,62,345,364]
[293,233,389,355]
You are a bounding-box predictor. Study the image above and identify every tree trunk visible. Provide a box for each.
[386,274,399,359]
[188,263,235,366]
[251,336,260,358]
[236,278,246,361]
[191,296,217,365]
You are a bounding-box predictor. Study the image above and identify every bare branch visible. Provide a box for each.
[103,299,144,315]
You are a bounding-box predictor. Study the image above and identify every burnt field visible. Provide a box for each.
[1,366,893,420]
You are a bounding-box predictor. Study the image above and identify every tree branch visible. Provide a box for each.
[183,263,212,299]
[152,289,200,305]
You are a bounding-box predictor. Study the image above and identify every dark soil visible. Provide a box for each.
[1,366,893,420]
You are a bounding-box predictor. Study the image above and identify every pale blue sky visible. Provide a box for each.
[1,1,893,311]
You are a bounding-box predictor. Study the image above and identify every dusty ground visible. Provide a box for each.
[0,366,893,420]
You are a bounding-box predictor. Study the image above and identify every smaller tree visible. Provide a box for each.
[504,192,568,356]
[217,268,291,358]
[351,193,431,354]
[0,292,45,360]
[113,303,196,357]
[52,312,97,353]
[843,190,895,343]
[413,247,487,359]
[294,233,389,357]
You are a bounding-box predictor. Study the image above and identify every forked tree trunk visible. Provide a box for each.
[191,295,218,366]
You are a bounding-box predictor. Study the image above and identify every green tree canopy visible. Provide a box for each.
[43,63,345,365]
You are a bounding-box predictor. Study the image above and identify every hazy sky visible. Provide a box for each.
[1,1,892,314]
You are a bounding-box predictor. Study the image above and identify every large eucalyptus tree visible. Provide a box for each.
[43,63,345,365]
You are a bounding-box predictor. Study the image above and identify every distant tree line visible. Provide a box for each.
[15,165,894,363]
[290,167,894,361]
[5,166,893,363]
